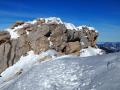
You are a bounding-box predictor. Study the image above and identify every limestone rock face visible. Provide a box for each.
[0,18,99,73]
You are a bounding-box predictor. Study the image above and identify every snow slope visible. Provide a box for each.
[0,47,103,84]
[1,52,120,90]
[0,50,58,84]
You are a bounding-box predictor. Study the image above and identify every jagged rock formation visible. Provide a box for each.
[0,17,99,73]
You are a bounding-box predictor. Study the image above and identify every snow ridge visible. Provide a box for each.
[6,17,97,39]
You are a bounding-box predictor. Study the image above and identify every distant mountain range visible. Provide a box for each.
[97,42,120,53]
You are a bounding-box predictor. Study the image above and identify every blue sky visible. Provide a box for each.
[0,0,120,42]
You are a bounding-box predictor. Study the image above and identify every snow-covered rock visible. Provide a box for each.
[80,46,104,57]
[6,17,97,39]
[5,17,98,40]
[44,17,63,24]
[64,22,77,30]
[6,29,19,39]
[88,26,95,30]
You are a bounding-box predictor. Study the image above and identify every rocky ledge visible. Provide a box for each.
[0,17,99,73]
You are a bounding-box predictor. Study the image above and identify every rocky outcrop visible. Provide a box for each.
[0,31,11,73]
[11,21,24,29]
[0,17,99,73]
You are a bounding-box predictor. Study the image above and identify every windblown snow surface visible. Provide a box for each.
[1,52,120,90]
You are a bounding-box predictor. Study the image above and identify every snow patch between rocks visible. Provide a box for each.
[80,46,104,57]
[44,17,63,24]
[6,29,19,39]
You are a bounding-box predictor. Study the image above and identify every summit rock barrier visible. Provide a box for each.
[0,17,99,73]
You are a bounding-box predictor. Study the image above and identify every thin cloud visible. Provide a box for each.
[0,10,44,19]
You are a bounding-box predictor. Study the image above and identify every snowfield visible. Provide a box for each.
[1,52,120,90]
[0,47,103,85]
